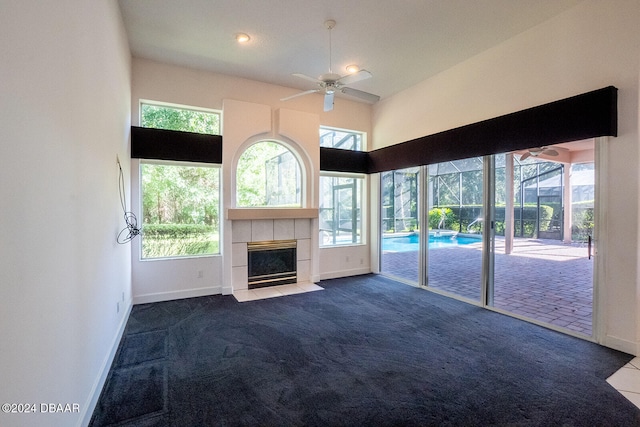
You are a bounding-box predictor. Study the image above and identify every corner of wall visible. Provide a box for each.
[80,301,133,427]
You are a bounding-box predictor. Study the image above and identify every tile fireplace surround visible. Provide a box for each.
[231,218,312,291]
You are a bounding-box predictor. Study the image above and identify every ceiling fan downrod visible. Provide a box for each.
[325,20,336,75]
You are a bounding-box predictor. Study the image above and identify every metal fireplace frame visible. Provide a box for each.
[247,239,297,289]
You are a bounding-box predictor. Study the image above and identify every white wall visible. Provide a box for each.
[319,245,372,280]
[131,58,372,130]
[222,100,322,292]
[0,1,132,426]
[372,0,640,353]
[130,58,373,300]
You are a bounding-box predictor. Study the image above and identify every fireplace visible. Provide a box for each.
[247,239,297,289]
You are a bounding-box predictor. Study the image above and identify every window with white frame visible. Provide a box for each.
[320,126,365,151]
[140,161,220,259]
[139,102,221,259]
[140,101,221,134]
[319,174,364,246]
[236,141,302,207]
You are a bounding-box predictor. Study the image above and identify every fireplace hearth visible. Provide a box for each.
[247,240,297,289]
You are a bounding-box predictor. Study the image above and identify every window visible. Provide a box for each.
[319,174,364,246]
[139,102,221,259]
[236,141,302,207]
[140,101,220,134]
[320,127,364,151]
[141,162,220,259]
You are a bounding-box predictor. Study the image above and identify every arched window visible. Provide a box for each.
[236,141,302,207]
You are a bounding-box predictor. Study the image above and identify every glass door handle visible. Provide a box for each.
[588,235,592,260]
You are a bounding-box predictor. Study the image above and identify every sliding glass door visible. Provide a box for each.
[426,158,484,302]
[380,167,420,283]
[380,142,595,337]
[491,147,594,336]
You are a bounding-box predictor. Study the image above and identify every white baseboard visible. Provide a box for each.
[319,267,371,281]
[79,301,133,427]
[603,334,638,356]
[133,286,222,305]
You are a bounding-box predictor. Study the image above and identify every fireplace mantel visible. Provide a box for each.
[226,208,318,221]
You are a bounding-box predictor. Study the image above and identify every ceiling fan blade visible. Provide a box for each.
[292,73,322,84]
[340,87,380,103]
[324,91,334,112]
[519,151,531,160]
[544,149,559,156]
[280,89,319,101]
[337,69,373,86]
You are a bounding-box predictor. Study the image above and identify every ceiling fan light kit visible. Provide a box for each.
[280,19,380,111]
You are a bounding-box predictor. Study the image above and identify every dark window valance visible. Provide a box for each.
[131,126,222,164]
[131,87,616,172]
[319,147,369,174]
[367,86,617,173]
[320,86,617,174]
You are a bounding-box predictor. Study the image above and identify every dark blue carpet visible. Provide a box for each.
[90,274,640,426]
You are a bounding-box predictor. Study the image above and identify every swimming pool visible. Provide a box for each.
[382,233,481,252]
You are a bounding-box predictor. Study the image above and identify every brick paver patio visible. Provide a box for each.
[382,238,593,336]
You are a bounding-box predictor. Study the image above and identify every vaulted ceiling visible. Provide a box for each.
[118,0,584,103]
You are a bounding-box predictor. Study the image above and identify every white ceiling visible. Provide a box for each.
[118,0,583,103]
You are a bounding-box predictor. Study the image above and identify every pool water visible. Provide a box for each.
[382,233,481,252]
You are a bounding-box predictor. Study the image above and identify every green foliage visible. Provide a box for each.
[143,223,215,238]
[381,169,419,232]
[141,164,219,226]
[431,203,555,237]
[537,204,555,231]
[140,163,220,259]
[430,205,482,233]
[572,206,594,241]
[140,103,220,134]
[139,103,222,259]
[514,205,553,238]
[236,141,301,207]
[428,208,457,230]
[142,224,218,258]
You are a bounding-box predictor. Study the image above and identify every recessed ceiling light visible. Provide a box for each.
[346,64,360,74]
[235,33,250,43]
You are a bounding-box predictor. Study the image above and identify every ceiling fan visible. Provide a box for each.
[519,146,568,160]
[280,20,380,112]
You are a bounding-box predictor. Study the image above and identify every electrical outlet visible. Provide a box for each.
[360,258,364,265]
[197,270,204,279]
[346,256,350,262]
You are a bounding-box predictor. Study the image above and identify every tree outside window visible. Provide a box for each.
[236,141,302,208]
[140,102,220,134]
[141,162,220,258]
[139,102,221,259]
